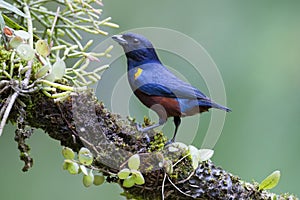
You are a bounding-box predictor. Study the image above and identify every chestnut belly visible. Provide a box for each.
[134,89,182,118]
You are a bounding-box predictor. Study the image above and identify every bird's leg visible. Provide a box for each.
[169,116,181,143]
[136,118,166,144]
[136,118,167,132]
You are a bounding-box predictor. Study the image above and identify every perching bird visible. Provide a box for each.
[112,33,231,143]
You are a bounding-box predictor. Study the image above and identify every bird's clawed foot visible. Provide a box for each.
[135,123,143,132]
[135,122,161,132]
[135,123,144,132]
[135,123,151,143]
[135,121,166,144]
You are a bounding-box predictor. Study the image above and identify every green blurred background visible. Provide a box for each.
[1,0,300,199]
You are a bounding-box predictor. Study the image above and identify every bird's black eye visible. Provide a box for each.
[133,38,140,44]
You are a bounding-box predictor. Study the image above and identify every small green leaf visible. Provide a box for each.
[0,11,5,30]
[36,40,50,57]
[82,170,94,187]
[68,162,79,175]
[198,149,214,162]
[188,145,200,160]
[16,44,35,61]
[62,147,75,160]
[123,176,135,188]
[167,142,188,152]
[14,30,30,40]
[63,160,79,174]
[128,154,140,170]
[43,73,55,82]
[80,165,88,175]
[52,58,66,80]
[259,170,281,190]
[131,170,145,185]
[78,147,93,166]
[8,36,23,49]
[189,145,200,169]
[191,154,199,170]
[93,175,105,186]
[62,160,69,170]
[117,168,131,179]
[35,65,50,79]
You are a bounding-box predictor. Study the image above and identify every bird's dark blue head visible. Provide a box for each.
[112,33,161,67]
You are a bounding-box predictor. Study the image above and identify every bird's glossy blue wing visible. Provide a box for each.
[138,83,176,97]
[133,62,210,100]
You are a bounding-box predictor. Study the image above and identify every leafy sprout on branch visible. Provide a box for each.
[0,0,118,137]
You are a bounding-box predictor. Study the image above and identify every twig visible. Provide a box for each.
[37,80,75,91]
[172,154,189,167]
[89,165,117,176]
[0,85,9,94]
[23,4,33,48]
[30,11,50,28]
[22,60,33,88]
[0,57,33,136]
[161,173,167,200]
[10,51,16,77]
[0,80,10,94]
[177,171,195,184]
[0,97,10,120]
[11,86,38,94]
[79,136,100,155]
[0,80,10,88]
[167,175,194,198]
[0,92,19,136]
[49,7,60,38]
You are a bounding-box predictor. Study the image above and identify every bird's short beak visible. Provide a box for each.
[112,34,128,45]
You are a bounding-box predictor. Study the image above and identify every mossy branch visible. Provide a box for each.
[0,87,296,199]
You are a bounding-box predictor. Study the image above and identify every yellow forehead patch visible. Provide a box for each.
[134,68,143,80]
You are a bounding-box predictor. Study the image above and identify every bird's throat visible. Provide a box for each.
[126,48,161,69]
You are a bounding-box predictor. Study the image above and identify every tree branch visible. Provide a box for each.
[2,90,296,200]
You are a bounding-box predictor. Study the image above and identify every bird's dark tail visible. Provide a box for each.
[211,102,231,112]
[198,100,231,112]
[210,102,231,112]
